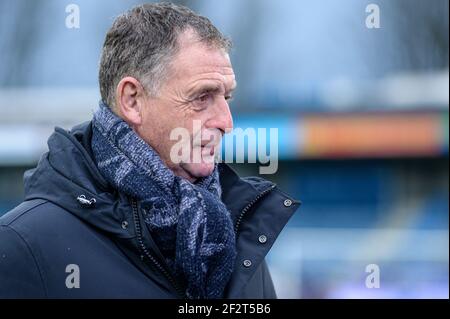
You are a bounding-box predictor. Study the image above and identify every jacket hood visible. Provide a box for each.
[24,122,136,239]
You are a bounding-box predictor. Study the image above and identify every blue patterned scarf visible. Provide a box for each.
[91,102,236,298]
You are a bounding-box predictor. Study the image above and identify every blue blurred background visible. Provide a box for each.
[0,0,448,298]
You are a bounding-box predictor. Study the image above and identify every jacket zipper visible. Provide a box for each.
[130,198,186,298]
[234,184,277,234]
[130,184,276,298]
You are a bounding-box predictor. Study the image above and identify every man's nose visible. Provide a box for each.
[208,98,233,134]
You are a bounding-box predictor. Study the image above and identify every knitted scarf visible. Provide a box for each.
[91,102,236,299]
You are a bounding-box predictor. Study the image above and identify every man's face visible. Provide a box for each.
[135,31,235,182]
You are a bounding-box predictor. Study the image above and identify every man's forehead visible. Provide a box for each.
[185,70,236,93]
[171,42,236,90]
[175,47,233,73]
[174,31,232,67]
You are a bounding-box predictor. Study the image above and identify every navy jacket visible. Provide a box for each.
[0,122,300,299]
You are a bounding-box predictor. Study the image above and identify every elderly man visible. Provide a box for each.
[0,3,299,299]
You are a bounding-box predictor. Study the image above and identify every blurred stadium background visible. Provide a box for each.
[0,0,448,298]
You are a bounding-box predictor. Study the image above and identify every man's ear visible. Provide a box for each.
[115,76,147,126]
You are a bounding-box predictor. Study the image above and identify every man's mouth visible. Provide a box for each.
[201,145,215,156]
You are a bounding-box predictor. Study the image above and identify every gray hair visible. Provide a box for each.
[99,2,232,109]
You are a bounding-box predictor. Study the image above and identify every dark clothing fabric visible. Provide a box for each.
[0,121,300,298]
[91,102,236,299]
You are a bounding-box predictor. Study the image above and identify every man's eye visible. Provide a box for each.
[197,93,212,103]
[225,95,233,101]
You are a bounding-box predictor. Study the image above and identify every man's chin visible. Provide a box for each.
[181,162,216,180]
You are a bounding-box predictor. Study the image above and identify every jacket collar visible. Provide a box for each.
[217,163,301,297]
